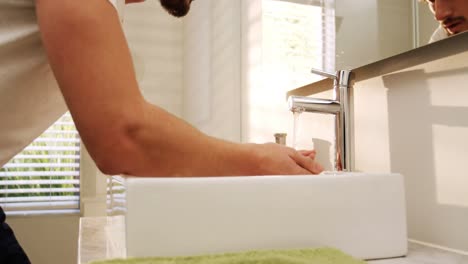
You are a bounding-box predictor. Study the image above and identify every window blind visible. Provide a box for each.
[0,112,81,213]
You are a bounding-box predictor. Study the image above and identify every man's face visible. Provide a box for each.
[159,0,194,17]
[426,0,468,35]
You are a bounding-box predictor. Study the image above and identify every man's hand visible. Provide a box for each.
[245,143,324,175]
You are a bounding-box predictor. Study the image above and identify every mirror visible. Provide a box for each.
[335,0,468,69]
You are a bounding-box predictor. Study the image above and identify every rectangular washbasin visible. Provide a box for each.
[122,173,407,260]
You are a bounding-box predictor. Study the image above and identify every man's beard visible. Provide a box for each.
[159,0,191,17]
[442,16,468,35]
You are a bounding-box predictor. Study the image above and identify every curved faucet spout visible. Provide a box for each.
[287,69,354,172]
[288,96,340,114]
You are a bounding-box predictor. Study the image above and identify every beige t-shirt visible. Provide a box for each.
[0,0,124,167]
[429,25,449,43]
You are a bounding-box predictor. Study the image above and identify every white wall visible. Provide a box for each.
[182,0,242,142]
[7,214,79,264]
[353,50,468,252]
[241,0,263,144]
[124,1,184,115]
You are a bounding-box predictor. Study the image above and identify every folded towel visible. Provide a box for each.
[90,248,365,264]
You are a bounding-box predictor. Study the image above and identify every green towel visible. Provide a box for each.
[90,248,366,264]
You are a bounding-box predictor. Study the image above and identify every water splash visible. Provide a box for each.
[291,108,304,150]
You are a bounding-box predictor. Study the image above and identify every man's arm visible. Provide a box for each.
[35,0,322,176]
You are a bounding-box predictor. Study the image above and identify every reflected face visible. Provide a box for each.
[125,0,146,3]
[159,0,194,17]
[426,0,468,35]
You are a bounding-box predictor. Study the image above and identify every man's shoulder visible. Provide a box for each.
[429,25,448,43]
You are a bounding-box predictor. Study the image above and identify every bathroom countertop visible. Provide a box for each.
[286,31,468,98]
[78,216,468,264]
[367,243,468,264]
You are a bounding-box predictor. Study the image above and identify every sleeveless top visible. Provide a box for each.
[0,0,124,167]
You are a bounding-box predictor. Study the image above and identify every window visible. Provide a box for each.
[0,112,81,214]
[263,0,335,88]
[242,0,336,145]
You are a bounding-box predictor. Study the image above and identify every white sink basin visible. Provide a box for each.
[122,173,407,260]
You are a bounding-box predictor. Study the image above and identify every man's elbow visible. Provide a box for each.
[85,128,144,176]
[94,155,128,176]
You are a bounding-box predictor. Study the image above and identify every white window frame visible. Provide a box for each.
[0,112,82,216]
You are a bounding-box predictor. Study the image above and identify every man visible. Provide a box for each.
[425,0,468,42]
[0,0,323,262]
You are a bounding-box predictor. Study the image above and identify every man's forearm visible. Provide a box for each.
[36,0,322,177]
[105,101,260,176]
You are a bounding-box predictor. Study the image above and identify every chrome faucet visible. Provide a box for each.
[288,68,354,171]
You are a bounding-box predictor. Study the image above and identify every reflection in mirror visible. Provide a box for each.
[417,0,440,44]
[336,0,413,69]
[418,0,468,44]
[335,0,468,70]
